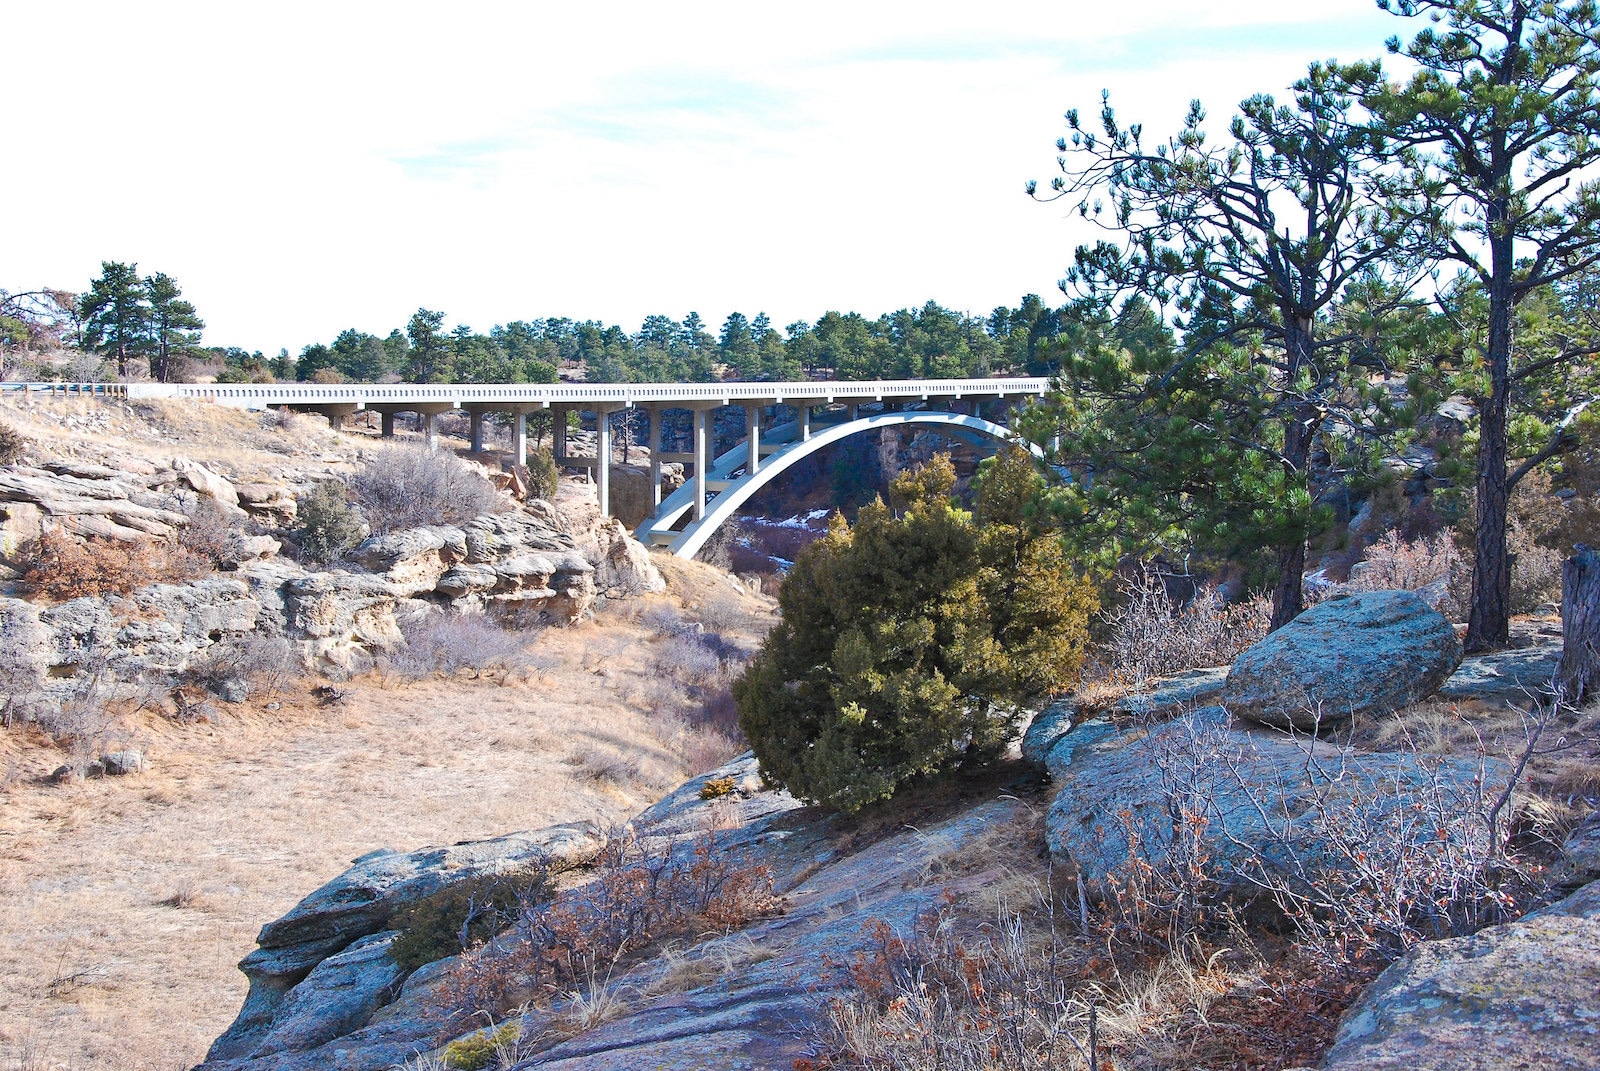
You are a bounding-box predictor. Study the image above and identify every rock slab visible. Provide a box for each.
[1322,879,1600,1070]
[1040,709,1508,894]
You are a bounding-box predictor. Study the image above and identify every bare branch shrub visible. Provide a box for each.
[442,828,775,1023]
[1092,579,1269,686]
[186,633,299,701]
[376,614,543,683]
[820,911,1104,1071]
[1347,529,1462,592]
[1120,709,1548,968]
[352,444,509,535]
[21,529,208,600]
[645,629,748,773]
[175,493,235,568]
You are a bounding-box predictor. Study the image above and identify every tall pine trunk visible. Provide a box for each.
[1268,316,1316,632]
[1466,227,1516,653]
[1560,545,1600,703]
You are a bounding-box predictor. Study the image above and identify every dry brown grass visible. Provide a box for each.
[0,601,771,1071]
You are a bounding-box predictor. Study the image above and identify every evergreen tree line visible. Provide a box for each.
[272,297,1077,386]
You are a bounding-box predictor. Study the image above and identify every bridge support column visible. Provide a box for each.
[800,404,811,441]
[693,407,711,521]
[421,412,438,452]
[553,406,568,465]
[847,403,858,421]
[513,412,527,467]
[380,412,395,438]
[745,406,762,474]
[469,410,485,453]
[594,405,624,518]
[309,404,359,430]
[648,408,663,508]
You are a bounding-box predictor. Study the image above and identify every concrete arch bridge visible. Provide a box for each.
[123,378,1051,557]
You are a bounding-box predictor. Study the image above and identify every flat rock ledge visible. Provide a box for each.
[196,754,1046,1071]
[206,823,605,1065]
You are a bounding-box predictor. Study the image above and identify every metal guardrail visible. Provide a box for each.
[115,377,1053,409]
[0,382,129,397]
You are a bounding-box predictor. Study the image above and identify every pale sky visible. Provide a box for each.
[4,1,1416,356]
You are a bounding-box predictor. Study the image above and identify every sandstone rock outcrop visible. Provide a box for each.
[282,573,404,671]
[1321,878,1600,1070]
[173,456,241,508]
[1223,590,1461,730]
[0,463,191,541]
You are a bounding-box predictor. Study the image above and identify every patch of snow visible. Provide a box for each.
[746,508,831,530]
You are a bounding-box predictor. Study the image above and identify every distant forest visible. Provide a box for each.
[250,297,1091,386]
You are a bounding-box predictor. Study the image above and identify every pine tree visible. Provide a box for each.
[1352,0,1600,650]
[144,273,204,383]
[79,261,148,378]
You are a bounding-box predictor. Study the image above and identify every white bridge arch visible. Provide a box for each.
[640,410,1041,559]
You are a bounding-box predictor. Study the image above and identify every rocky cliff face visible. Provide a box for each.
[0,434,665,703]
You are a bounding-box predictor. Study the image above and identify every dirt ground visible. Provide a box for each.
[0,570,772,1071]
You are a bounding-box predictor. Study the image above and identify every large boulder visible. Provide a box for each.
[1321,879,1600,1070]
[207,823,605,1064]
[1223,590,1461,731]
[1041,708,1508,894]
[173,456,241,508]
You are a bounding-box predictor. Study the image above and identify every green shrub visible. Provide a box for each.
[699,776,737,800]
[526,447,559,501]
[294,479,366,564]
[442,1021,520,1070]
[734,452,1097,814]
[388,870,546,973]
